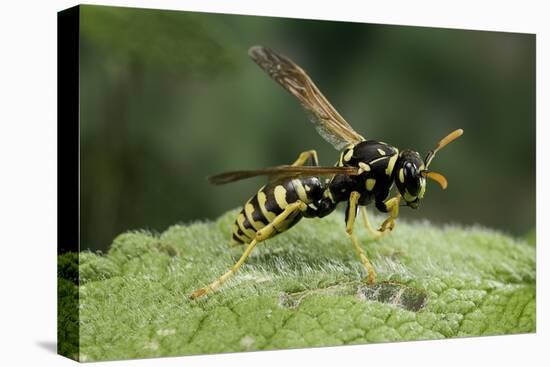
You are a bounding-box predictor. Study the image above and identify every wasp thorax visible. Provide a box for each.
[394,150,426,208]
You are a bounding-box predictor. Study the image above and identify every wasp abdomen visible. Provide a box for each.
[231,177,323,244]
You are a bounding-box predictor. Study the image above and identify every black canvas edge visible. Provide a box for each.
[57,5,80,362]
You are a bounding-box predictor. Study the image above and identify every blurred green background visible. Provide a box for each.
[79,5,535,252]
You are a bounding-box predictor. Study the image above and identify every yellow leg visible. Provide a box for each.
[379,194,401,232]
[346,191,376,284]
[190,201,307,300]
[189,238,258,300]
[360,207,386,239]
[291,150,319,166]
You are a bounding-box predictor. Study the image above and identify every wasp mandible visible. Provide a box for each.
[190,46,463,299]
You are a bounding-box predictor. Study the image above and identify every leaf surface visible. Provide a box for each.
[59,210,535,361]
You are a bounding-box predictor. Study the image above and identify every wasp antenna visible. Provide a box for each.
[421,171,448,190]
[425,129,463,168]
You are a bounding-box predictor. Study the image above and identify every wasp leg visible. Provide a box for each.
[190,200,307,300]
[291,150,319,167]
[360,207,386,240]
[375,194,401,232]
[346,191,376,284]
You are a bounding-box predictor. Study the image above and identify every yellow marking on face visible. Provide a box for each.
[377,148,386,156]
[399,168,405,183]
[293,179,308,202]
[366,178,376,191]
[305,184,311,192]
[237,213,256,238]
[418,178,426,198]
[403,191,417,202]
[385,151,399,176]
[274,185,288,208]
[343,149,354,161]
[245,202,265,230]
[257,190,276,222]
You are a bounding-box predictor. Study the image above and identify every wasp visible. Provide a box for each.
[190,46,463,299]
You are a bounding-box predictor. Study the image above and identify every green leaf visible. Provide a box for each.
[59,210,535,361]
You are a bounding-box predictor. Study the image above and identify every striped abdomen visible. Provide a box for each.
[231,177,323,244]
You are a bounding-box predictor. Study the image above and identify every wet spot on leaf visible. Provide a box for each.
[279,281,427,312]
[358,282,427,312]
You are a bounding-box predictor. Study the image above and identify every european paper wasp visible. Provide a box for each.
[190,46,463,299]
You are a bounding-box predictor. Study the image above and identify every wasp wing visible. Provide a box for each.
[209,165,359,185]
[249,46,365,151]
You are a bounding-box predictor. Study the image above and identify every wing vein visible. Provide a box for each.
[249,46,365,151]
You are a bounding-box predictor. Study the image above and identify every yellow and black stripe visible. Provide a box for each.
[231,178,322,244]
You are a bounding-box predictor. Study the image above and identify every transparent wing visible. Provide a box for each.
[209,165,359,185]
[249,46,365,151]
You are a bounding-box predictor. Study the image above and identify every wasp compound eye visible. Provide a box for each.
[404,162,421,195]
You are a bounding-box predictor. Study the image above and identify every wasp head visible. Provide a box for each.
[394,129,463,209]
[394,150,426,209]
